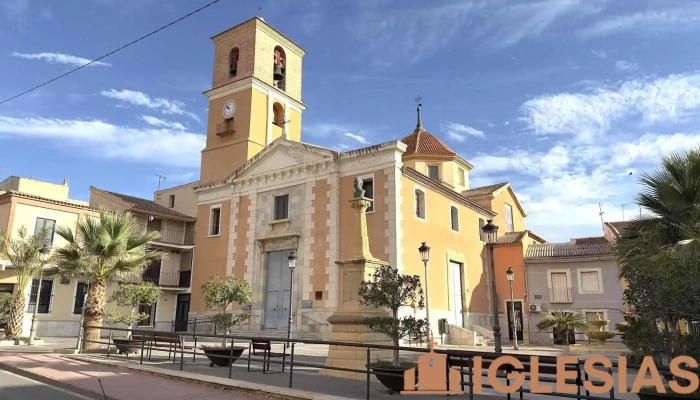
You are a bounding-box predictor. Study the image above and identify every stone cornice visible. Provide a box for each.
[204,77,307,111]
[211,17,306,57]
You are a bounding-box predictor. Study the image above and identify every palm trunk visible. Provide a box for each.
[83,279,107,350]
[6,293,26,338]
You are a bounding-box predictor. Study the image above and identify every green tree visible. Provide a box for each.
[0,226,50,338]
[201,276,252,346]
[358,264,426,366]
[104,282,163,338]
[52,210,162,349]
[0,292,13,333]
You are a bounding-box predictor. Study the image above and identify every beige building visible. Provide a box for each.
[0,176,99,337]
[88,187,197,332]
[188,16,537,342]
[0,175,199,337]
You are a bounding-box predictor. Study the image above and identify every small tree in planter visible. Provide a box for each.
[535,310,588,345]
[200,275,252,367]
[359,264,427,393]
[104,282,162,354]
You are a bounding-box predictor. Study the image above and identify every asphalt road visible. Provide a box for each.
[0,369,92,400]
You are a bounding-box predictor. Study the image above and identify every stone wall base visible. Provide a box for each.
[321,313,392,380]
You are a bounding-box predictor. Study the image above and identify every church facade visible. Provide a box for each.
[190,17,532,340]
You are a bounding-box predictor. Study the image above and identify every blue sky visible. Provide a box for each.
[2,0,700,242]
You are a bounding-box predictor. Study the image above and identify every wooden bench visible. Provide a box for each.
[247,339,289,374]
[131,330,194,362]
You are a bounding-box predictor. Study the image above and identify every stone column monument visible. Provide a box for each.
[321,178,393,380]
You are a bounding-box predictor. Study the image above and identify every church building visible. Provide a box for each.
[190,17,536,341]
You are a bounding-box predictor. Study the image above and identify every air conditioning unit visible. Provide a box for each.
[529,303,542,313]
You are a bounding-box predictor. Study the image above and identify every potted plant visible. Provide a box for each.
[358,264,427,394]
[104,282,163,354]
[535,310,588,346]
[200,276,252,367]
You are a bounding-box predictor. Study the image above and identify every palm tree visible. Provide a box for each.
[535,310,589,344]
[53,210,162,349]
[0,226,48,338]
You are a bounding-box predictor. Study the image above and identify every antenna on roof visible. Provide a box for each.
[155,173,166,191]
[257,6,263,19]
[598,203,605,234]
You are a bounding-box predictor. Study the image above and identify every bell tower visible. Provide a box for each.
[200,17,306,185]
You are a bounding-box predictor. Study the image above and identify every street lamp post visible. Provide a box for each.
[29,244,51,346]
[506,267,518,350]
[481,219,502,353]
[286,252,297,347]
[418,242,431,346]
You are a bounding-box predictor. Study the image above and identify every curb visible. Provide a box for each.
[65,355,352,400]
[0,362,112,400]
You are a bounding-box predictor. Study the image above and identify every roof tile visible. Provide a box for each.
[463,182,509,197]
[526,242,613,260]
[401,130,456,157]
[101,190,196,220]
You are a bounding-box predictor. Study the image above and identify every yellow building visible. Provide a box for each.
[189,17,536,342]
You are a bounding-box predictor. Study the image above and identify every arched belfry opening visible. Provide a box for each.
[273,46,286,91]
[272,102,285,126]
[229,47,239,77]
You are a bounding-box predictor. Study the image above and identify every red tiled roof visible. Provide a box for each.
[92,187,196,221]
[463,182,509,197]
[526,242,613,260]
[571,236,609,244]
[401,130,456,157]
[496,230,548,245]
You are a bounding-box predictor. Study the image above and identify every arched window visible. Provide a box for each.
[415,189,426,220]
[273,45,286,91]
[229,48,239,77]
[450,206,459,232]
[272,102,284,126]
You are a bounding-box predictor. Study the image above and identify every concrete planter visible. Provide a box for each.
[0,340,17,346]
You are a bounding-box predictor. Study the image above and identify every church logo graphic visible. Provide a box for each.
[400,341,463,395]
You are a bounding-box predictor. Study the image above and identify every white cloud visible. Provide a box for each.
[0,116,204,168]
[140,115,186,130]
[441,122,485,142]
[591,49,607,58]
[344,132,369,145]
[615,60,638,71]
[578,5,700,38]
[101,89,200,121]
[10,52,111,67]
[520,72,700,140]
[350,0,600,65]
[2,0,29,19]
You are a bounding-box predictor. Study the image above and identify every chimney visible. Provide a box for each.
[63,179,69,186]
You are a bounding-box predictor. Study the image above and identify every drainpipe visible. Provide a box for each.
[524,263,532,345]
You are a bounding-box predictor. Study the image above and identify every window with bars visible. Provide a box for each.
[138,302,157,327]
[274,194,289,220]
[579,270,602,293]
[427,165,439,180]
[34,217,56,248]
[73,282,89,314]
[450,206,459,231]
[0,283,14,294]
[415,189,426,219]
[27,279,53,314]
[209,207,221,236]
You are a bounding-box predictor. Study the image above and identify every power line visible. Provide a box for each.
[0,0,220,106]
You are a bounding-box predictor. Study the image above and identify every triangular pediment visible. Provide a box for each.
[226,138,338,183]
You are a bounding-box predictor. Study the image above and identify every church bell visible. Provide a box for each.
[229,62,237,76]
[273,64,284,81]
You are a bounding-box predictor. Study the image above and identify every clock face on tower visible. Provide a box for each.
[223,100,236,118]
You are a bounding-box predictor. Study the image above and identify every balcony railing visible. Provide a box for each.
[549,287,573,303]
[138,225,195,246]
[120,271,191,288]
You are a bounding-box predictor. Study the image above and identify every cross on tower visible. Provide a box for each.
[415,95,422,108]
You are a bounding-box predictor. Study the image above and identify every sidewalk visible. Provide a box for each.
[0,352,256,400]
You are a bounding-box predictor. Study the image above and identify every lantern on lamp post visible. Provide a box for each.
[418,242,431,345]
